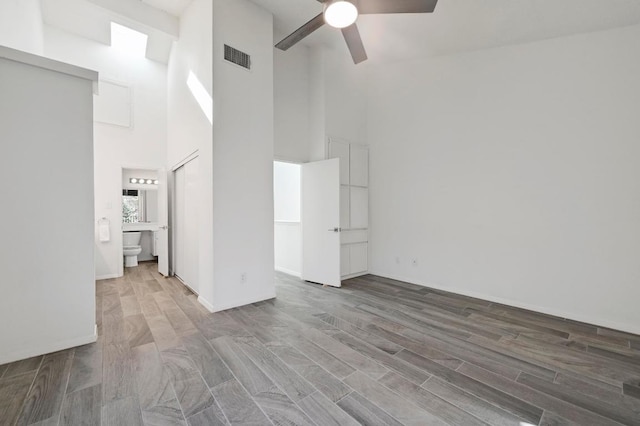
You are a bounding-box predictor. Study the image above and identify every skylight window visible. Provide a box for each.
[110,22,148,57]
[187,71,213,124]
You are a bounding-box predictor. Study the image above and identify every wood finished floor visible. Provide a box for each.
[2,263,640,425]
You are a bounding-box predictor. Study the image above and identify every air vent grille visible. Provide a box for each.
[224,44,251,70]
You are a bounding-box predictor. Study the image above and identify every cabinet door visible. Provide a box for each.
[350,243,368,274]
[349,187,368,229]
[340,186,350,229]
[329,140,350,185]
[340,247,350,276]
[350,144,368,187]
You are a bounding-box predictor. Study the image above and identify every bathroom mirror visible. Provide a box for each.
[122,189,158,223]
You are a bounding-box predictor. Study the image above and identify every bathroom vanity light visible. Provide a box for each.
[129,178,157,185]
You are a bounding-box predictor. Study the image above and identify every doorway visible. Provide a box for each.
[119,167,169,278]
[172,155,199,294]
[274,161,302,277]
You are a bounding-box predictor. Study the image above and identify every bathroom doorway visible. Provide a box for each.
[119,167,169,277]
[172,155,199,294]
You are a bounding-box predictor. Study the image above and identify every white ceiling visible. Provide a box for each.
[41,0,640,65]
[141,0,194,17]
[41,0,183,63]
[256,0,640,63]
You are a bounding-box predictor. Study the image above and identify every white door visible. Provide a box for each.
[302,158,341,287]
[157,168,169,276]
[173,157,199,293]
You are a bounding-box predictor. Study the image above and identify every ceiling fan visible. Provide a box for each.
[275,0,439,64]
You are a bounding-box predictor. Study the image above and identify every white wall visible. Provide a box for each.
[323,50,368,146]
[44,26,167,279]
[167,0,213,306]
[0,50,96,364]
[274,161,301,221]
[274,45,310,162]
[308,48,368,161]
[167,0,212,167]
[275,223,302,277]
[0,0,44,55]
[367,24,640,334]
[211,0,275,311]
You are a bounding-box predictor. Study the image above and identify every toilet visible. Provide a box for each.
[123,231,142,267]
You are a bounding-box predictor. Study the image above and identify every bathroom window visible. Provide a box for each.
[122,190,146,223]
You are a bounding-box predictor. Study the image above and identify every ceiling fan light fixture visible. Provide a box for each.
[324,0,358,29]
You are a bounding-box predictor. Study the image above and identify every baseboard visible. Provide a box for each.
[0,327,98,365]
[211,292,277,313]
[342,271,368,280]
[197,295,215,313]
[95,273,119,281]
[370,270,640,337]
[275,266,302,278]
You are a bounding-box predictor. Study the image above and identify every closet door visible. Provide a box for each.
[173,157,199,293]
[328,138,369,279]
[174,166,185,281]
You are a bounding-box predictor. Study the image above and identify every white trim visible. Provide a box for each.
[96,273,120,280]
[171,150,199,171]
[274,157,303,165]
[0,329,98,365]
[327,135,368,147]
[117,165,166,279]
[197,295,215,313]
[275,220,301,225]
[211,292,277,313]
[0,46,98,86]
[370,269,640,336]
[275,267,302,278]
[341,271,368,280]
[94,78,134,129]
[175,274,199,296]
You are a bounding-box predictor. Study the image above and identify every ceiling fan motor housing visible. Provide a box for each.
[324,0,359,29]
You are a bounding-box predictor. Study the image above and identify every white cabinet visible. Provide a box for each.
[328,138,369,279]
[340,186,350,229]
[349,187,368,229]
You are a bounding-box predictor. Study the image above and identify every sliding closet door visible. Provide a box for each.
[173,156,199,293]
[174,165,185,282]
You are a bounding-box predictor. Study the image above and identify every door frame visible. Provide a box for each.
[118,164,167,278]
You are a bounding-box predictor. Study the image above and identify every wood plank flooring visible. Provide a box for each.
[1,263,640,425]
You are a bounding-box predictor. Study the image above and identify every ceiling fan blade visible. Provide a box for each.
[358,0,438,14]
[275,13,325,51]
[341,23,367,64]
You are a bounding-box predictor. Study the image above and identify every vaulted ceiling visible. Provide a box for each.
[256,0,640,63]
[41,0,640,65]
[41,0,189,63]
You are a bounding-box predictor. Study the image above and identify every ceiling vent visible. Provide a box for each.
[224,44,251,70]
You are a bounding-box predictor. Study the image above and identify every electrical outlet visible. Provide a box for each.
[241,273,247,283]
[411,258,418,266]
